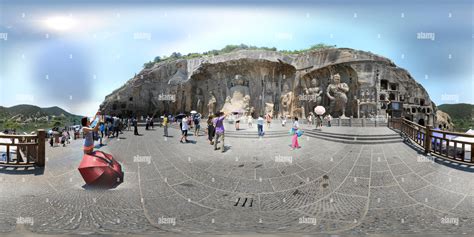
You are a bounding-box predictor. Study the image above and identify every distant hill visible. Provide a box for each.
[0,104,83,133]
[438,103,474,131]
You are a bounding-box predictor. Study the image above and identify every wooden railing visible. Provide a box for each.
[389,118,473,164]
[0,129,45,167]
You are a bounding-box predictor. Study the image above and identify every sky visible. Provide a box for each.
[0,0,472,116]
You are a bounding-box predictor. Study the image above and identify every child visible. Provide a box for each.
[291,117,301,150]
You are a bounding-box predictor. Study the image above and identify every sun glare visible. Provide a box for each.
[44,16,77,31]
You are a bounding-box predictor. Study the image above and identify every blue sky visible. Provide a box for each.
[0,0,472,116]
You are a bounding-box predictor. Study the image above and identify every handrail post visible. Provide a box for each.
[424,126,432,155]
[36,129,45,167]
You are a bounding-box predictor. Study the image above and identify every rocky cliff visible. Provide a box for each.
[100,47,436,125]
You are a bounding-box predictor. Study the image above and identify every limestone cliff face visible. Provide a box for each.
[435,110,454,130]
[100,48,436,125]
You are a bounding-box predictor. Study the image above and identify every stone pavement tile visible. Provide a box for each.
[298,192,367,222]
[190,160,214,170]
[0,197,20,233]
[59,207,158,234]
[234,178,274,193]
[156,165,189,186]
[371,159,390,172]
[388,162,412,176]
[370,171,397,187]
[408,185,465,211]
[395,172,430,192]
[423,172,470,195]
[255,167,282,179]
[278,164,303,176]
[24,210,82,234]
[141,179,176,199]
[270,174,305,192]
[336,177,370,197]
[204,162,234,177]
[179,209,262,233]
[144,194,214,222]
[40,188,103,213]
[171,180,216,202]
[47,170,86,191]
[198,190,259,211]
[410,162,437,177]
[255,210,305,232]
[355,156,371,166]
[228,167,256,180]
[369,186,416,209]
[349,165,370,178]
[259,178,331,211]
[296,166,326,182]
[352,204,473,235]
[449,195,474,218]
[385,154,404,165]
[137,162,160,182]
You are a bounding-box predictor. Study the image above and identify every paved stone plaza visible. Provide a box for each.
[0,124,473,236]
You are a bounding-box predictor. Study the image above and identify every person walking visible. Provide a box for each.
[207,115,215,145]
[163,114,169,137]
[213,112,226,152]
[180,115,190,143]
[291,117,301,150]
[257,115,265,137]
[325,114,332,127]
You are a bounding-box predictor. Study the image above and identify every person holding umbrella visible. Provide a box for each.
[81,112,101,154]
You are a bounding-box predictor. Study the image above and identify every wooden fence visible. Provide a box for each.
[389,118,473,164]
[0,129,45,167]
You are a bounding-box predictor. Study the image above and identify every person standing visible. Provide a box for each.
[213,112,226,152]
[163,114,169,137]
[99,122,105,146]
[265,113,272,129]
[145,116,150,130]
[133,117,139,135]
[81,112,100,154]
[257,115,265,137]
[180,115,190,143]
[194,113,201,136]
[291,117,301,150]
[207,115,215,145]
[247,115,253,128]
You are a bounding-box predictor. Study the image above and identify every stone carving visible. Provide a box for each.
[304,77,323,113]
[207,92,216,116]
[221,75,250,114]
[279,83,294,118]
[326,73,349,118]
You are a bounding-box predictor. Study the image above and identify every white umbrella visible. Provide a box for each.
[190,110,197,114]
[314,106,326,115]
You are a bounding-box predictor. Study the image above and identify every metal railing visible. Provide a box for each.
[389,118,473,164]
[0,129,45,167]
